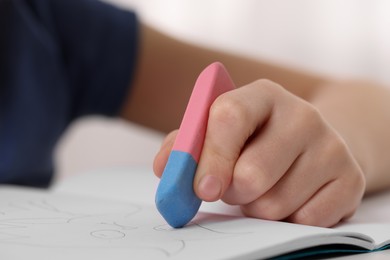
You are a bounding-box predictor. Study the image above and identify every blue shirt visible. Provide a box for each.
[0,0,139,187]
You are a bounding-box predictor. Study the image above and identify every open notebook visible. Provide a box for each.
[1,166,390,260]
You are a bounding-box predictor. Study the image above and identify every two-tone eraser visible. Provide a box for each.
[155,62,236,228]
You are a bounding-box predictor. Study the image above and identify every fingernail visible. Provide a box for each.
[198,175,222,201]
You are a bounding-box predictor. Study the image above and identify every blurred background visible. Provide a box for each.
[55,0,390,181]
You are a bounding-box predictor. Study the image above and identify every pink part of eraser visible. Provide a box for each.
[172,62,236,163]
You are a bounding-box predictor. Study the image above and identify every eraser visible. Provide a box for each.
[155,62,236,228]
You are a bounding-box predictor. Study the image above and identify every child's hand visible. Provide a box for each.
[154,79,365,227]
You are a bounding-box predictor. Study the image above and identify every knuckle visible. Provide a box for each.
[221,167,263,205]
[321,136,346,163]
[320,133,353,172]
[243,197,290,221]
[254,78,283,93]
[233,163,264,195]
[252,79,285,101]
[297,104,324,133]
[210,93,248,127]
[284,101,326,144]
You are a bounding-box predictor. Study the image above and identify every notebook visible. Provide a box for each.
[1,166,389,260]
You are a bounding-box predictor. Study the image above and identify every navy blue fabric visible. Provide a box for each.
[0,0,139,187]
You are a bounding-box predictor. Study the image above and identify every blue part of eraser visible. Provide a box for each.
[155,150,202,228]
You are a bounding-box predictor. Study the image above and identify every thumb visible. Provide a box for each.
[153,130,178,178]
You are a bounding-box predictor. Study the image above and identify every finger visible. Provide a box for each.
[287,169,365,227]
[238,135,336,220]
[153,130,178,178]
[194,80,278,202]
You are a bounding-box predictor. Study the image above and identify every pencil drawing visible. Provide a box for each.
[90,229,126,239]
[0,196,250,258]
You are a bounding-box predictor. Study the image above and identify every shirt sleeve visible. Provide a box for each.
[0,0,139,187]
[48,0,139,117]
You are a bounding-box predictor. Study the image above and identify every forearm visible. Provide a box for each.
[121,24,325,133]
[309,80,390,193]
